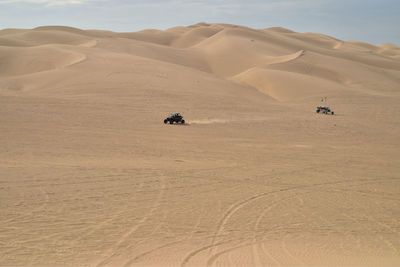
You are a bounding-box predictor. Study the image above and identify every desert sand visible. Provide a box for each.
[0,23,399,266]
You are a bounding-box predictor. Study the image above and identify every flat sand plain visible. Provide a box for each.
[0,23,400,266]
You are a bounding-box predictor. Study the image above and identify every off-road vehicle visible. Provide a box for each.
[316,106,334,115]
[164,112,185,124]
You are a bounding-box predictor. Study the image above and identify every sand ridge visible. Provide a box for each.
[0,23,399,267]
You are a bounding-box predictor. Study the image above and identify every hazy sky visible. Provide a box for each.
[0,0,399,45]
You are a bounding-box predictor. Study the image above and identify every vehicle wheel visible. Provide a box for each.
[164,119,168,124]
[181,120,185,124]
[316,110,320,113]
[331,112,334,115]
[170,120,174,124]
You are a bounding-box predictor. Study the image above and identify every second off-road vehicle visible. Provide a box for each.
[316,106,334,115]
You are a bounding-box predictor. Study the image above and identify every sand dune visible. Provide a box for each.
[119,29,180,46]
[3,30,92,47]
[171,24,223,48]
[0,28,28,36]
[0,45,85,77]
[233,67,343,101]
[0,23,399,267]
[263,27,296,34]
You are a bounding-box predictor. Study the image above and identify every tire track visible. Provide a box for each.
[95,176,166,267]
[206,242,253,267]
[122,204,196,266]
[78,181,146,243]
[251,192,309,266]
[209,190,278,255]
[281,233,305,266]
[252,199,280,267]
[208,177,382,263]
[338,190,400,254]
[209,185,310,255]
[122,238,186,267]
[125,209,206,267]
[180,239,240,267]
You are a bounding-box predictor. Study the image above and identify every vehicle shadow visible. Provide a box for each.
[164,123,191,126]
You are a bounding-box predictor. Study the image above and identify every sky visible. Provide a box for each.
[0,0,399,45]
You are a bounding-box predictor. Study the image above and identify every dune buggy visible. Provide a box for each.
[164,112,185,124]
[316,106,334,115]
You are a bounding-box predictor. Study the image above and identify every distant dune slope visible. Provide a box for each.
[0,45,85,77]
[0,29,92,47]
[171,24,224,48]
[0,23,399,99]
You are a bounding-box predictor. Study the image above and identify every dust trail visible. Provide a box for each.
[189,119,231,125]
[189,117,271,125]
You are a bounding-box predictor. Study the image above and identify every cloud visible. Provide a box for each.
[0,0,87,6]
[0,0,323,9]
